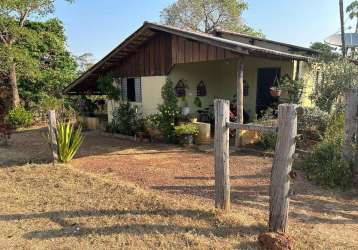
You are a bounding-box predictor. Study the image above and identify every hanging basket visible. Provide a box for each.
[270,87,281,97]
[270,75,281,97]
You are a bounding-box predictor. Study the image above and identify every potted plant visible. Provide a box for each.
[175,123,199,146]
[181,97,190,116]
[270,75,281,97]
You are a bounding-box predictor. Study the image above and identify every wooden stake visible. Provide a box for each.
[269,104,297,233]
[235,62,244,147]
[48,110,58,165]
[214,99,230,212]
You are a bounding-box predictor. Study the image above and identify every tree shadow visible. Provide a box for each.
[0,209,265,240]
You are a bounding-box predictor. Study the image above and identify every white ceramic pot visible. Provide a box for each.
[182,106,190,116]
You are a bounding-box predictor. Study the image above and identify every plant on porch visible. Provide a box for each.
[156,79,181,143]
[174,123,199,146]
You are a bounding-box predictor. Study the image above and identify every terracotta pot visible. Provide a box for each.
[270,88,281,97]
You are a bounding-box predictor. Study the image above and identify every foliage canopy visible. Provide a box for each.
[160,0,263,37]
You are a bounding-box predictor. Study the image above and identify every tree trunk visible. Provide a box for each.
[9,63,20,108]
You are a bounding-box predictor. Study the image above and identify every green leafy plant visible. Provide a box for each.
[156,79,181,142]
[298,106,330,140]
[110,103,140,136]
[174,123,199,135]
[5,106,33,128]
[301,113,352,189]
[280,74,304,104]
[97,72,121,100]
[194,97,202,108]
[56,122,84,163]
[256,132,277,151]
[310,58,358,113]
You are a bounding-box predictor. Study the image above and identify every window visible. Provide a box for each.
[121,77,142,102]
[127,78,136,102]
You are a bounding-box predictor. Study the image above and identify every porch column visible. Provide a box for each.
[235,62,244,147]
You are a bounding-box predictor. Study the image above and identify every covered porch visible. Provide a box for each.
[168,56,298,122]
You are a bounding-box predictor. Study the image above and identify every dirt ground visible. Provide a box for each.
[1,127,358,249]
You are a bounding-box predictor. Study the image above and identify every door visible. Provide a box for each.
[256,68,281,116]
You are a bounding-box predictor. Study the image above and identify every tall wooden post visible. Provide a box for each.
[235,62,244,147]
[48,110,58,165]
[214,99,230,212]
[340,0,346,57]
[269,104,297,233]
[342,89,358,163]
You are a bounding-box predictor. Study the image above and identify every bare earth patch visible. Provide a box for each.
[0,128,357,249]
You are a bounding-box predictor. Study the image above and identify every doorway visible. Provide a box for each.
[256,68,281,117]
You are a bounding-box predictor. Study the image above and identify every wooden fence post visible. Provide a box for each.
[269,104,297,233]
[214,99,231,212]
[48,110,58,165]
[343,89,358,163]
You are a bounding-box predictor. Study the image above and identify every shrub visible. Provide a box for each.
[301,112,352,189]
[301,141,352,189]
[174,123,199,136]
[298,106,330,140]
[110,102,140,136]
[5,106,33,128]
[55,122,84,163]
[256,132,277,151]
[156,79,181,142]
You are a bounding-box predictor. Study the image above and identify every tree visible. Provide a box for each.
[310,42,339,61]
[75,53,95,73]
[17,19,77,108]
[346,0,358,33]
[160,0,263,37]
[0,0,73,109]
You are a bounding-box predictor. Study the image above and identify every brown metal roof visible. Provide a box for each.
[64,22,316,95]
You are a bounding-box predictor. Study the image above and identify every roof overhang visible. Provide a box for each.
[64,22,315,95]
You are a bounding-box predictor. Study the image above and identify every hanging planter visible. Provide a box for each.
[270,75,281,97]
[270,86,281,97]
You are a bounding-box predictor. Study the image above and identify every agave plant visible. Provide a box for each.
[56,122,84,163]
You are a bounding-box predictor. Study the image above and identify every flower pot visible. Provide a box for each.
[270,88,281,97]
[182,106,190,116]
[181,134,194,146]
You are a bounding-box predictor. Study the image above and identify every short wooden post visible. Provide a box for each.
[343,89,358,162]
[269,104,297,233]
[48,110,58,165]
[235,63,244,147]
[214,99,231,212]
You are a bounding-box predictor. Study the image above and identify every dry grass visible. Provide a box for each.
[0,163,338,250]
[0,164,266,249]
[0,128,357,249]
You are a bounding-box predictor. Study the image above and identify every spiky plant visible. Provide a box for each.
[56,122,84,163]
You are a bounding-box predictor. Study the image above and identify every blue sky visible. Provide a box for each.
[54,0,357,61]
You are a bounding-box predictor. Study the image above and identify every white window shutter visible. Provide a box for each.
[121,77,127,101]
[135,77,142,102]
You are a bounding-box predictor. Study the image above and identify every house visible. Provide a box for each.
[64,22,318,123]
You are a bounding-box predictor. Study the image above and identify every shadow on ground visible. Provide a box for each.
[0,209,265,240]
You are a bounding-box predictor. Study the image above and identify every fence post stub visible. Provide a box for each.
[269,104,297,233]
[48,110,58,165]
[214,99,231,212]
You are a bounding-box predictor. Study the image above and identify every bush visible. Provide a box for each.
[301,141,352,189]
[156,79,181,142]
[256,132,277,151]
[55,122,84,163]
[298,106,330,140]
[5,106,33,128]
[301,112,352,189]
[110,102,140,136]
[174,123,199,136]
